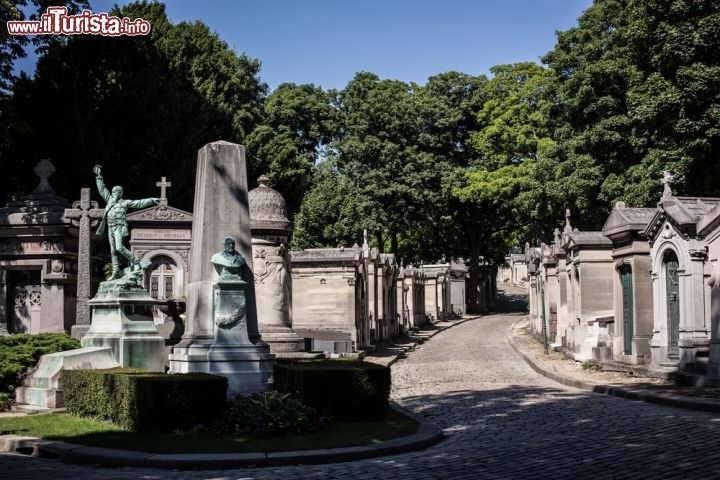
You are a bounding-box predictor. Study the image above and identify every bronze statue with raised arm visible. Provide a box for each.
[94,165,160,280]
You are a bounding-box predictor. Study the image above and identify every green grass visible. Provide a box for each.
[0,409,419,454]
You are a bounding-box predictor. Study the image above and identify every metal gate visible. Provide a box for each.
[665,251,680,357]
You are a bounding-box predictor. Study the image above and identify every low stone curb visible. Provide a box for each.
[0,403,444,470]
[507,321,720,414]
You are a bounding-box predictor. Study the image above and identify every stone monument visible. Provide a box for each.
[248,175,304,355]
[168,141,274,396]
[79,165,166,372]
[13,166,165,410]
[64,188,104,339]
[0,159,79,335]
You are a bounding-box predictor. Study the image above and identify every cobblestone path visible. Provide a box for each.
[3,288,720,479]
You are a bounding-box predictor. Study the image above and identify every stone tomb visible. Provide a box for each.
[127,177,192,310]
[290,246,365,353]
[561,227,614,361]
[126,177,193,354]
[643,175,719,373]
[0,159,87,334]
[398,265,426,331]
[602,202,655,365]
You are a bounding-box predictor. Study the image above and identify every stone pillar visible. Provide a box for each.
[248,175,304,356]
[169,142,273,396]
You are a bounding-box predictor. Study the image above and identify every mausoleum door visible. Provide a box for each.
[620,265,633,355]
[664,251,680,357]
[148,256,177,302]
[8,270,41,334]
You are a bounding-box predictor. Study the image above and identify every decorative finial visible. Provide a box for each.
[258,174,270,187]
[661,171,674,199]
[564,208,572,233]
[33,159,56,194]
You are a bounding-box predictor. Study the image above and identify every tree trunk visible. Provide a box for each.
[466,245,483,315]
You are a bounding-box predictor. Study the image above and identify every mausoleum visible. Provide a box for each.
[0,160,92,334]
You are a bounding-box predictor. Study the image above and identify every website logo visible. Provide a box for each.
[7,7,151,36]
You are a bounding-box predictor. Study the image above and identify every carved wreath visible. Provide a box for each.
[215,302,246,329]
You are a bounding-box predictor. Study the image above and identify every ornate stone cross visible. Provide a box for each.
[33,158,56,194]
[156,176,171,206]
[64,188,104,337]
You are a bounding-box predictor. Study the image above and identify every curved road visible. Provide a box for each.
[3,287,720,479]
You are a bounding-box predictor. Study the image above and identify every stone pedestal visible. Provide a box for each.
[170,279,273,396]
[81,289,166,372]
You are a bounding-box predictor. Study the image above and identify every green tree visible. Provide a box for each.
[466,63,557,243]
[291,160,365,250]
[541,0,638,229]
[0,0,89,155]
[3,1,265,209]
[414,71,490,311]
[542,0,720,228]
[620,0,720,203]
[332,72,432,261]
[245,82,340,215]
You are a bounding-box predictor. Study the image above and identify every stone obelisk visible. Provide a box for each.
[168,141,274,396]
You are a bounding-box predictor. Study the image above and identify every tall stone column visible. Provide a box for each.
[248,175,304,355]
[169,142,273,396]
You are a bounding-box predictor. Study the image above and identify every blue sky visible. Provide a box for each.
[17,0,594,91]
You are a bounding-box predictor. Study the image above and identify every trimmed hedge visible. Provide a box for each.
[0,333,80,411]
[62,368,228,432]
[274,359,391,421]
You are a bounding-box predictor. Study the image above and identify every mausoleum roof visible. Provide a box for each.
[127,205,193,224]
[643,195,720,242]
[698,202,720,237]
[562,231,612,250]
[290,246,362,264]
[601,205,655,239]
[248,175,292,234]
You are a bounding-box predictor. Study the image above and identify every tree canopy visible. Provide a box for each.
[3,0,720,275]
[2,1,265,210]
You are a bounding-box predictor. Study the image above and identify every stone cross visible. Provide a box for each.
[661,170,674,198]
[156,176,171,206]
[33,159,56,194]
[64,188,104,336]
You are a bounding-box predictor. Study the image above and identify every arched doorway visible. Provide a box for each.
[664,250,680,357]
